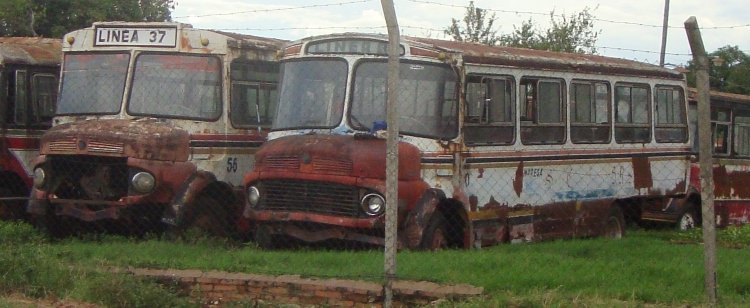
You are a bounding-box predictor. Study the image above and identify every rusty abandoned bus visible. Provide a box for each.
[0,37,60,221]
[28,22,283,236]
[242,33,691,249]
[638,89,750,229]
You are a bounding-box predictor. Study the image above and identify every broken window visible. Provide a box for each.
[734,115,750,157]
[230,60,279,128]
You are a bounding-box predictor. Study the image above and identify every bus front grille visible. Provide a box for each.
[259,180,361,217]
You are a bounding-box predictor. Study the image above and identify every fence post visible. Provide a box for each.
[684,16,718,305]
[380,1,400,307]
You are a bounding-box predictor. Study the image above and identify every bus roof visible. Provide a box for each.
[286,32,683,80]
[410,37,684,80]
[688,88,750,105]
[0,37,61,66]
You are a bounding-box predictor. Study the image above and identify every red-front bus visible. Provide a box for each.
[0,37,60,220]
[242,33,691,249]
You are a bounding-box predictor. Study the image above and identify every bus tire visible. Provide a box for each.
[179,194,231,238]
[676,209,698,231]
[420,212,448,250]
[254,223,281,249]
[604,206,625,239]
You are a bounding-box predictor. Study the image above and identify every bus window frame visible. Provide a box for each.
[30,72,58,126]
[229,59,280,129]
[654,84,688,143]
[733,109,750,157]
[711,106,732,156]
[127,52,223,121]
[569,79,612,144]
[57,51,131,116]
[520,76,566,145]
[463,74,516,146]
[614,82,652,144]
[14,70,28,125]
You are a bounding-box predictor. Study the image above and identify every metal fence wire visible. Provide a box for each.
[0,22,738,307]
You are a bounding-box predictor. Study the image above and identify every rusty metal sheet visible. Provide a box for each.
[0,37,61,66]
[40,118,189,162]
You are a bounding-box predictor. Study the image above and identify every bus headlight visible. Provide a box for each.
[247,186,260,207]
[131,172,155,194]
[33,167,46,188]
[361,193,385,216]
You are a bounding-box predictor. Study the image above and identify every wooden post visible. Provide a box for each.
[684,16,718,305]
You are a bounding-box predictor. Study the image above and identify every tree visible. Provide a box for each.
[500,7,600,53]
[0,0,175,38]
[445,2,600,54]
[686,45,750,95]
[444,1,500,46]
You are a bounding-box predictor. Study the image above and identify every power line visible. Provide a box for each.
[173,0,371,19]
[406,0,750,30]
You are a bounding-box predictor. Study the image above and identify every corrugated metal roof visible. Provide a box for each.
[0,37,62,66]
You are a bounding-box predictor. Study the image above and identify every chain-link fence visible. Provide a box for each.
[2,18,748,307]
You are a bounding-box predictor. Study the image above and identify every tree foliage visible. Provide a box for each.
[0,0,175,38]
[686,45,750,95]
[445,2,600,54]
[444,1,500,46]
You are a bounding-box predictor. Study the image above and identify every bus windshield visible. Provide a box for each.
[273,59,347,130]
[57,53,130,115]
[128,53,222,120]
[351,60,458,139]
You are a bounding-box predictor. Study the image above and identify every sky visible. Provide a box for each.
[170,0,750,66]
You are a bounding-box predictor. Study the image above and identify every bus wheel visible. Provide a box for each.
[181,195,230,238]
[676,209,698,231]
[254,223,282,249]
[0,187,24,220]
[604,206,625,239]
[420,212,448,250]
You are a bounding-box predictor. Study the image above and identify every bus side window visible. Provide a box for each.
[614,83,651,143]
[463,75,515,145]
[654,86,688,143]
[734,115,750,157]
[570,80,611,144]
[14,70,27,125]
[31,73,57,126]
[520,77,565,145]
[229,60,279,128]
[0,71,6,125]
[712,108,731,155]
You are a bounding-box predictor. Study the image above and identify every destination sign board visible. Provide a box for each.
[94,27,177,47]
[306,39,404,56]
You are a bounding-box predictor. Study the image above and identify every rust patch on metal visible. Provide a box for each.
[632,157,653,189]
[0,37,61,65]
[40,118,189,162]
[513,161,523,197]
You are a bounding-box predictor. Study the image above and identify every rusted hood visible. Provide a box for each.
[40,118,189,162]
[256,134,422,180]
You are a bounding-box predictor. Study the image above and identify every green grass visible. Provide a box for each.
[2,221,750,306]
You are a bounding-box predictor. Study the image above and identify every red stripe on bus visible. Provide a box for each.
[189,134,266,142]
[3,137,40,150]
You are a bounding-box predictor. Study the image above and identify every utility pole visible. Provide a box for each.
[380,0,399,307]
[659,0,670,66]
[684,16,719,305]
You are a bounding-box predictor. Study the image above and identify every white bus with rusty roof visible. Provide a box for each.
[242,33,692,249]
[28,22,284,236]
[0,37,60,221]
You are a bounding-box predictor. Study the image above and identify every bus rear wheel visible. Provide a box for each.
[604,206,625,239]
[178,195,231,238]
[420,212,448,250]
